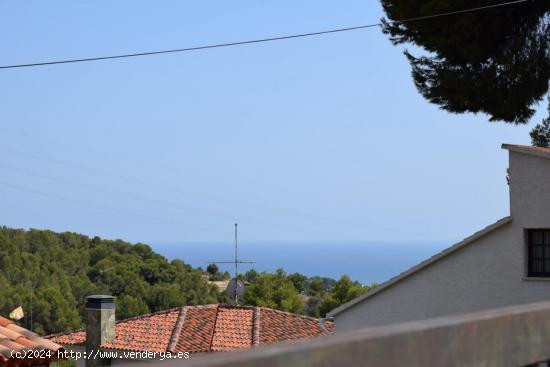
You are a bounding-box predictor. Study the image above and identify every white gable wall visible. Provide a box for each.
[334,148,550,332]
[510,150,550,228]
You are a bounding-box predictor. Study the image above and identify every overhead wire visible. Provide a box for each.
[0,161,354,239]
[0,181,230,237]
[0,145,440,239]
[0,0,533,69]
[0,127,465,226]
[0,145,438,239]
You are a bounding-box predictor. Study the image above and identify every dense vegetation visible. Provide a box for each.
[240,269,375,317]
[0,227,218,335]
[0,226,375,335]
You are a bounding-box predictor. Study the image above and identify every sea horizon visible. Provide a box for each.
[151,241,448,285]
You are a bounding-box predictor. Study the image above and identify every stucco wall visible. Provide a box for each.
[334,150,550,332]
[509,151,550,228]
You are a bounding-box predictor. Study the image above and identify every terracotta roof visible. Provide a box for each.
[49,305,333,354]
[0,316,64,366]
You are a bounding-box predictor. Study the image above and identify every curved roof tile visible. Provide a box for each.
[50,305,333,354]
[0,316,64,366]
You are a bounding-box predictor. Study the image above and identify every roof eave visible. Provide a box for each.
[502,144,550,160]
[327,216,513,318]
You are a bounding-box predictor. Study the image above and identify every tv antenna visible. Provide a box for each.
[208,223,255,304]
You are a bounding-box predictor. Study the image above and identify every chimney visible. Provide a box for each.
[85,295,115,367]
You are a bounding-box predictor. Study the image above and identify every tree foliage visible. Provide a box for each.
[287,273,308,293]
[0,226,376,335]
[0,227,218,335]
[381,0,550,123]
[206,263,231,281]
[242,270,376,317]
[530,97,550,147]
[318,276,369,317]
[242,269,304,313]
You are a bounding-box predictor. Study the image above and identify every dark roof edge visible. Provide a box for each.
[327,216,513,317]
[502,144,550,160]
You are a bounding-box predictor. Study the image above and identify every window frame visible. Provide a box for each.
[526,229,550,278]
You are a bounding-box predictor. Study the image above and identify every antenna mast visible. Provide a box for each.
[208,223,255,304]
[235,223,238,282]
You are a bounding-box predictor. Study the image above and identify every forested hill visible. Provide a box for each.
[0,226,374,336]
[0,226,218,335]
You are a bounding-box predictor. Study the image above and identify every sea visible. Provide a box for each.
[151,241,447,285]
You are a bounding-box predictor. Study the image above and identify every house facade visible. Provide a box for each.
[329,144,550,332]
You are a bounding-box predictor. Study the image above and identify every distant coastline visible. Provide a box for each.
[151,241,446,284]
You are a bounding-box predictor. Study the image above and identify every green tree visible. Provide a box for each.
[318,276,370,317]
[244,269,259,283]
[307,277,325,297]
[0,226,220,335]
[117,295,150,319]
[33,286,82,335]
[304,296,322,318]
[205,263,230,281]
[206,264,219,277]
[381,0,550,124]
[530,97,550,147]
[243,269,304,313]
[288,273,308,293]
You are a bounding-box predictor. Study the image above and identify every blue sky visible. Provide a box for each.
[0,1,547,246]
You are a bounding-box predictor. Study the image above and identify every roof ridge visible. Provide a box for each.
[218,304,255,310]
[251,307,260,346]
[117,306,183,323]
[166,307,186,352]
[46,328,85,339]
[318,318,332,335]
[258,306,324,322]
[208,305,221,352]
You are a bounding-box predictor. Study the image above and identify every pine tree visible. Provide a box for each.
[530,97,550,147]
[381,0,550,124]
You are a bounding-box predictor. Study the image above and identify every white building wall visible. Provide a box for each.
[335,149,550,332]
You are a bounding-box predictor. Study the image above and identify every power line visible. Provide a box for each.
[390,0,532,23]
[0,144,439,239]
[0,160,354,239]
[0,0,532,70]
[0,145,347,228]
[0,180,230,236]
[0,127,466,226]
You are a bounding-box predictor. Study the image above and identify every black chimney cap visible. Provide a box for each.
[86,295,115,309]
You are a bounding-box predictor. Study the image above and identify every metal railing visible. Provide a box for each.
[159,300,550,367]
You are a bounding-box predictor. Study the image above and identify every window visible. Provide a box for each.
[527,229,550,277]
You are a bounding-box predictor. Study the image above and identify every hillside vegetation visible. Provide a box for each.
[0,226,218,335]
[0,226,375,335]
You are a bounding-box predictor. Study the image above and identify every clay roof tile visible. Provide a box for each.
[49,304,333,354]
[0,315,63,367]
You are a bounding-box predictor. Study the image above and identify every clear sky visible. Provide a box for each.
[0,1,547,245]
